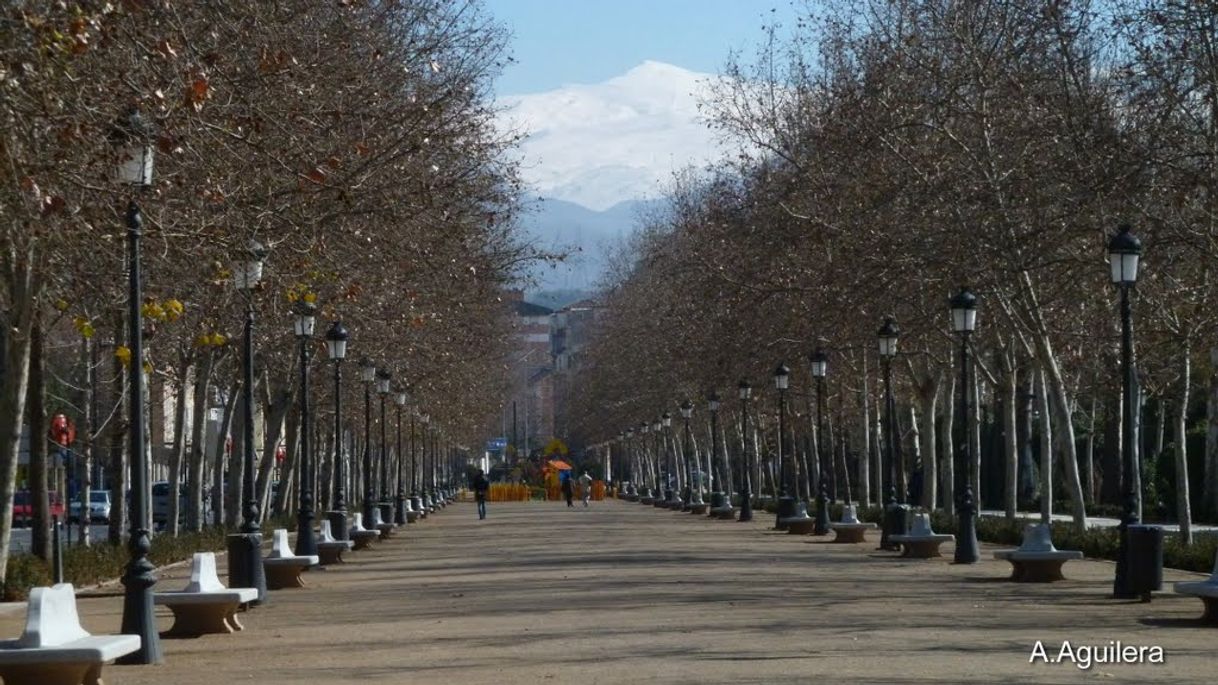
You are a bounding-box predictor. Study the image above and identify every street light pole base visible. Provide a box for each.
[227,532,267,605]
[327,510,349,541]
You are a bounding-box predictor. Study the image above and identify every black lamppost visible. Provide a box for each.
[420,412,432,510]
[708,392,729,516]
[652,418,665,507]
[877,317,901,551]
[228,238,269,603]
[358,358,376,524]
[950,289,980,563]
[410,411,423,514]
[811,348,831,535]
[1109,225,1142,598]
[376,368,392,523]
[324,322,349,539]
[394,388,409,524]
[738,380,754,522]
[625,428,636,496]
[293,301,318,557]
[681,400,702,506]
[111,107,162,665]
[774,363,794,529]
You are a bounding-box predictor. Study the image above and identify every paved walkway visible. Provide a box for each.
[3,500,1215,683]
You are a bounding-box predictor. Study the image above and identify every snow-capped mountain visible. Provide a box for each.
[498,61,727,212]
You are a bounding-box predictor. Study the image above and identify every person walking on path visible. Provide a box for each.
[561,471,574,508]
[579,471,593,507]
[473,470,490,520]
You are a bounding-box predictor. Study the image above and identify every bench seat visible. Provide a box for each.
[263,529,320,590]
[0,583,141,685]
[890,513,954,558]
[1174,551,1218,624]
[153,552,259,637]
[993,525,1084,582]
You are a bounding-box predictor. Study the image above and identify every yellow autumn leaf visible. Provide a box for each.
[115,346,132,367]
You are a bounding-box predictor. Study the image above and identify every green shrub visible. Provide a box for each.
[2,555,51,601]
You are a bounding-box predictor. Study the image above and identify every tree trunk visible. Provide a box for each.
[1175,346,1193,544]
[186,351,214,532]
[940,370,955,516]
[859,356,872,508]
[225,382,244,529]
[275,401,301,519]
[1206,347,1218,520]
[166,363,189,536]
[77,335,95,546]
[1037,335,1087,530]
[0,250,37,584]
[915,376,938,511]
[212,377,239,528]
[28,316,50,561]
[255,379,294,522]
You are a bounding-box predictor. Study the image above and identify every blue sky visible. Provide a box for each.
[485,0,798,95]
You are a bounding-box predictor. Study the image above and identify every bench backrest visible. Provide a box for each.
[319,519,335,543]
[17,583,90,648]
[184,552,227,593]
[908,513,934,536]
[840,504,860,525]
[270,529,292,558]
[351,512,366,531]
[1017,523,1058,553]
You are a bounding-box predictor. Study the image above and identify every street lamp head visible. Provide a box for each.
[324,321,348,360]
[809,348,828,379]
[420,412,430,425]
[640,422,649,435]
[395,389,408,406]
[773,362,790,391]
[1108,224,1142,285]
[661,412,672,428]
[627,428,634,437]
[708,391,720,412]
[233,239,269,291]
[680,399,693,419]
[293,300,317,338]
[376,368,392,395]
[738,379,752,400]
[877,316,900,358]
[110,107,155,187]
[949,287,978,334]
[652,419,662,432]
[358,357,377,383]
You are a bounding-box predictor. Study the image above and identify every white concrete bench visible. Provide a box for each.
[890,513,954,558]
[828,504,879,543]
[1174,550,1218,624]
[405,499,420,523]
[992,523,1084,582]
[348,513,381,550]
[371,507,396,540]
[316,519,354,565]
[153,552,258,637]
[262,529,320,590]
[0,583,141,685]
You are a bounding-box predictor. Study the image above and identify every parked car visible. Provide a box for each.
[12,490,66,527]
[69,490,112,524]
[151,481,188,525]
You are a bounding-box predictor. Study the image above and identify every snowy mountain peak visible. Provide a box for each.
[498,61,727,211]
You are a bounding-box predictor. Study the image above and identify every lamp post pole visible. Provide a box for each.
[1109,225,1143,599]
[394,391,408,524]
[774,363,794,529]
[878,317,900,551]
[325,323,349,539]
[110,107,162,666]
[951,289,980,563]
[738,380,754,522]
[812,348,830,535]
[709,392,730,517]
[410,413,422,515]
[663,413,679,508]
[376,369,392,524]
[228,240,269,604]
[293,302,318,557]
[359,359,375,524]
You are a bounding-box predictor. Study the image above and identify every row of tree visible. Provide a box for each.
[0,1,537,583]
[569,0,1218,542]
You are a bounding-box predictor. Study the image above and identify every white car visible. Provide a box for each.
[69,490,111,523]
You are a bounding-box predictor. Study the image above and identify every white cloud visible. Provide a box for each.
[498,61,728,211]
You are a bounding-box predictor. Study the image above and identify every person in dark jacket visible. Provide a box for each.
[561,471,574,508]
[473,470,490,520]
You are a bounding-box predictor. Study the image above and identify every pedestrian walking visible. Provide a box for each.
[561,471,574,508]
[473,469,490,520]
[579,471,593,507]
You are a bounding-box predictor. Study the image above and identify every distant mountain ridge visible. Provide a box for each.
[522,196,664,292]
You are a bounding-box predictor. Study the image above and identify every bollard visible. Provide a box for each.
[52,514,64,584]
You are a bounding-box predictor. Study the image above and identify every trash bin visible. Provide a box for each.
[1127,524,1164,601]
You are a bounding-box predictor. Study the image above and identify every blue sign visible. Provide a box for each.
[486,438,508,451]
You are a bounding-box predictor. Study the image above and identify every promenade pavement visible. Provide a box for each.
[2,500,1214,684]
